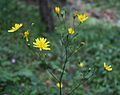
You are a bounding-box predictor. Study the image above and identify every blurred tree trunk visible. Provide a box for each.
[38,0,54,32]
[26,0,67,32]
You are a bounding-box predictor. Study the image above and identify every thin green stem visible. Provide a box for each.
[66,68,96,95]
[47,69,59,82]
[68,46,82,59]
[59,35,69,95]
[44,60,59,82]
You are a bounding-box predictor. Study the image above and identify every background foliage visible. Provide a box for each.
[0,0,120,95]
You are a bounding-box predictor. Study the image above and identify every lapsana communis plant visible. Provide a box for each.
[7,6,112,95]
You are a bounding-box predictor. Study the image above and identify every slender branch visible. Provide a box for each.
[66,68,96,95]
[68,46,82,59]
[59,50,68,95]
[67,83,81,95]
[47,69,59,82]
[44,62,59,82]
[71,33,78,40]
[59,35,69,95]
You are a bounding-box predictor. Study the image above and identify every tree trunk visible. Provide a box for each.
[26,0,67,32]
[38,0,54,32]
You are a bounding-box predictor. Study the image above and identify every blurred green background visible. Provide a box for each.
[0,0,120,95]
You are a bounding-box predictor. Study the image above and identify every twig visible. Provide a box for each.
[59,35,69,95]
[66,68,96,95]
[47,69,59,82]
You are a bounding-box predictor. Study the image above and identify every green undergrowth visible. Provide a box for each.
[0,0,120,95]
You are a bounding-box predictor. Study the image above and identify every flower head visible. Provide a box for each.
[33,38,51,51]
[24,31,29,42]
[56,82,63,88]
[8,23,23,32]
[104,62,112,72]
[55,7,61,14]
[68,27,75,35]
[78,62,84,68]
[77,14,88,23]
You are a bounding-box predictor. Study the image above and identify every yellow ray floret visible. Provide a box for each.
[56,82,63,88]
[24,31,29,42]
[68,27,75,35]
[33,37,51,51]
[8,23,23,32]
[77,14,88,23]
[104,62,112,72]
[55,7,61,14]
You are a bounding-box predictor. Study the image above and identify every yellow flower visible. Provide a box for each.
[55,7,61,14]
[8,23,23,32]
[104,62,112,72]
[24,31,29,42]
[77,14,88,23]
[56,82,63,88]
[78,62,84,68]
[33,38,51,51]
[68,27,75,35]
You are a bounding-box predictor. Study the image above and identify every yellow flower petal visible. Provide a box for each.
[8,23,23,32]
[104,62,112,72]
[77,14,88,23]
[24,31,29,42]
[55,7,61,14]
[68,27,75,35]
[33,37,51,51]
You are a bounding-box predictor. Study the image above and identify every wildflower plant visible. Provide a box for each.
[7,6,113,95]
